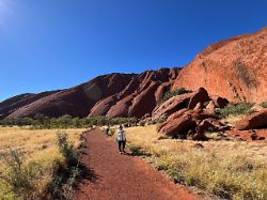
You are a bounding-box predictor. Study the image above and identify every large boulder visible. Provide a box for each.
[236,109,267,130]
[158,112,197,138]
[167,108,188,121]
[152,93,192,120]
[158,109,227,140]
[188,87,210,109]
[209,95,229,108]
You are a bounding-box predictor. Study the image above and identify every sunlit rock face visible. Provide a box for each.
[173,28,267,103]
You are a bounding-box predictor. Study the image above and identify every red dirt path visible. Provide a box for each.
[75,128,199,200]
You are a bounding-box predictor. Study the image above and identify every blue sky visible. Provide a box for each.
[0,0,266,101]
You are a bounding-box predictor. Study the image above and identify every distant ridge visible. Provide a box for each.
[1,68,180,119]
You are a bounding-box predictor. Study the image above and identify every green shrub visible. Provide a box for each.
[127,144,151,157]
[0,116,138,129]
[48,132,81,200]
[56,132,79,166]
[216,102,254,118]
[160,88,191,103]
[260,101,267,108]
[0,150,44,200]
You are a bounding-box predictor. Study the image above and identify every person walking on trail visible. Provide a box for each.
[105,125,110,136]
[116,125,127,154]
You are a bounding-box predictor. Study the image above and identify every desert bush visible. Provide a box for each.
[260,101,267,108]
[48,132,81,200]
[216,102,254,118]
[56,132,79,166]
[160,88,191,103]
[0,115,138,129]
[108,128,116,136]
[127,144,151,157]
[0,149,44,200]
[0,127,85,200]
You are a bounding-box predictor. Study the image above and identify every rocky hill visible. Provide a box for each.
[173,27,267,103]
[1,27,266,120]
[1,68,180,119]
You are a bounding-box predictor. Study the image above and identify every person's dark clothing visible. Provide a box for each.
[106,127,110,136]
[117,129,126,153]
[118,140,126,153]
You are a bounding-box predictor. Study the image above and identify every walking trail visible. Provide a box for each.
[75,128,199,200]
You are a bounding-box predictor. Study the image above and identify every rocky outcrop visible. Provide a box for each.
[5,73,135,119]
[236,109,267,130]
[157,88,229,140]
[173,27,267,103]
[0,91,58,119]
[152,93,192,120]
[105,68,181,118]
[158,111,197,139]
[2,68,181,119]
[152,88,211,120]
[2,27,266,121]
[188,88,210,109]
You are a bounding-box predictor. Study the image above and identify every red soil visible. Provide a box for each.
[75,128,198,200]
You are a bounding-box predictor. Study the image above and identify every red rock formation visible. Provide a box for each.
[173,27,267,103]
[0,91,58,119]
[187,88,210,109]
[105,68,181,118]
[236,109,267,130]
[157,88,229,140]
[158,111,197,138]
[152,93,192,120]
[2,68,180,119]
[152,88,210,120]
[5,73,135,119]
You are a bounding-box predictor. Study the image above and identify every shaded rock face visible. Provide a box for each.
[5,73,135,119]
[100,68,181,118]
[2,68,181,119]
[236,109,267,130]
[188,87,210,109]
[173,28,267,103]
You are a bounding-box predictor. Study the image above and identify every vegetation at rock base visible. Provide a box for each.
[126,125,267,200]
[215,102,254,118]
[160,87,191,104]
[0,114,138,129]
[260,101,267,108]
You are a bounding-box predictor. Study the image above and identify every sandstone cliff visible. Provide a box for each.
[173,28,267,103]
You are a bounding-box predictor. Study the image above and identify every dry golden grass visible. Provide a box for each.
[0,126,85,200]
[126,125,267,200]
[222,114,246,126]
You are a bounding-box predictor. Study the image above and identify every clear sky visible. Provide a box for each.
[0,0,266,101]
